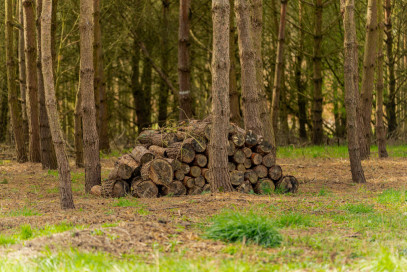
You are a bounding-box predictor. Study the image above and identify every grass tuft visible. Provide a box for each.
[342,203,375,214]
[0,234,16,246]
[276,212,313,227]
[378,189,406,204]
[2,206,41,217]
[19,224,33,239]
[111,198,141,207]
[204,210,282,248]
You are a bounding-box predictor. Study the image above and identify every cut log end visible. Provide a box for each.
[131,179,159,198]
[269,165,283,181]
[276,176,299,193]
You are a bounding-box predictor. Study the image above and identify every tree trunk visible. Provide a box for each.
[210,0,233,193]
[312,0,324,145]
[41,0,75,209]
[375,0,388,158]
[80,0,101,193]
[6,0,28,162]
[94,0,109,152]
[342,0,366,183]
[271,0,288,146]
[384,0,396,136]
[235,0,262,136]
[36,0,57,169]
[229,0,242,126]
[158,0,170,125]
[296,0,307,141]
[74,87,84,167]
[23,0,41,162]
[131,40,141,133]
[140,52,152,129]
[359,0,378,159]
[251,0,275,150]
[18,0,29,145]
[178,0,193,120]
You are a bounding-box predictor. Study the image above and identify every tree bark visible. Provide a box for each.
[271,0,288,146]
[359,0,378,159]
[342,0,366,183]
[6,0,28,162]
[80,0,101,193]
[23,0,41,162]
[41,0,75,209]
[210,0,233,193]
[384,0,396,136]
[158,0,170,125]
[235,0,262,136]
[312,0,324,145]
[375,0,388,158]
[37,0,58,169]
[229,0,242,126]
[74,87,84,167]
[178,0,193,120]
[94,0,109,152]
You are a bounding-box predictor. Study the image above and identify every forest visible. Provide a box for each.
[0,0,407,271]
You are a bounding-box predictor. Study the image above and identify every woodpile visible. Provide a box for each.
[94,120,299,198]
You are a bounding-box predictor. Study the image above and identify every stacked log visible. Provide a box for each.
[95,120,299,198]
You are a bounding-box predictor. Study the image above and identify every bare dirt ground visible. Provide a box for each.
[1,152,406,262]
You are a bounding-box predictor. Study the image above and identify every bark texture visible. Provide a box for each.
[359,0,378,159]
[178,0,193,120]
[19,0,29,145]
[159,0,170,125]
[342,0,366,183]
[23,0,41,162]
[80,0,101,193]
[210,0,233,192]
[6,0,28,162]
[42,0,75,209]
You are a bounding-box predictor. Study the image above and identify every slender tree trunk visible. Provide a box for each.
[41,0,75,209]
[140,53,153,128]
[18,0,29,145]
[23,0,41,162]
[178,0,193,120]
[6,0,28,161]
[384,0,396,136]
[37,0,57,169]
[74,86,84,167]
[342,0,366,183]
[94,0,109,152]
[312,0,324,145]
[0,91,8,143]
[158,0,170,125]
[210,0,233,193]
[376,0,388,158]
[359,0,378,159]
[229,0,242,126]
[296,0,307,141]
[51,0,57,75]
[235,0,262,136]
[131,40,142,133]
[80,0,101,193]
[271,0,288,146]
[251,0,275,150]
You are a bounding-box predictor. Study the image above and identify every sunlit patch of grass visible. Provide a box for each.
[111,198,141,208]
[378,189,406,204]
[342,203,375,214]
[0,234,16,246]
[1,206,41,217]
[47,169,59,178]
[204,210,282,248]
[102,222,119,228]
[19,224,33,239]
[275,212,313,228]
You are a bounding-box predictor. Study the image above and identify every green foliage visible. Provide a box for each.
[19,224,33,240]
[317,186,330,196]
[378,189,406,204]
[0,178,8,184]
[47,170,58,178]
[1,206,41,217]
[259,180,274,195]
[0,234,16,246]
[276,212,313,228]
[111,198,141,207]
[342,203,375,214]
[204,210,282,248]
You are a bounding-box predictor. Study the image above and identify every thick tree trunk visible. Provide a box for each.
[178,0,193,120]
[271,0,288,146]
[342,0,366,183]
[251,0,274,149]
[384,0,396,136]
[36,0,58,169]
[312,0,324,145]
[375,0,388,158]
[229,0,242,126]
[23,0,41,162]
[74,87,84,167]
[359,0,378,159]
[210,0,233,193]
[41,0,75,209]
[80,0,101,193]
[235,0,262,137]
[296,0,307,141]
[18,0,29,145]
[94,0,109,152]
[6,0,28,162]
[158,0,170,125]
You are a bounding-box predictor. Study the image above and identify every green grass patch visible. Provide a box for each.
[0,234,16,246]
[19,224,33,239]
[342,203,375,214]
[0,178,8,184]
[204,210,282,248]
[1,206,41,217]
[111,198,141,207]
[378,189,406,204]
[275,212,313,228]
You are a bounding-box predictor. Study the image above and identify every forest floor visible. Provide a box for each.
[0,145,407,271]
